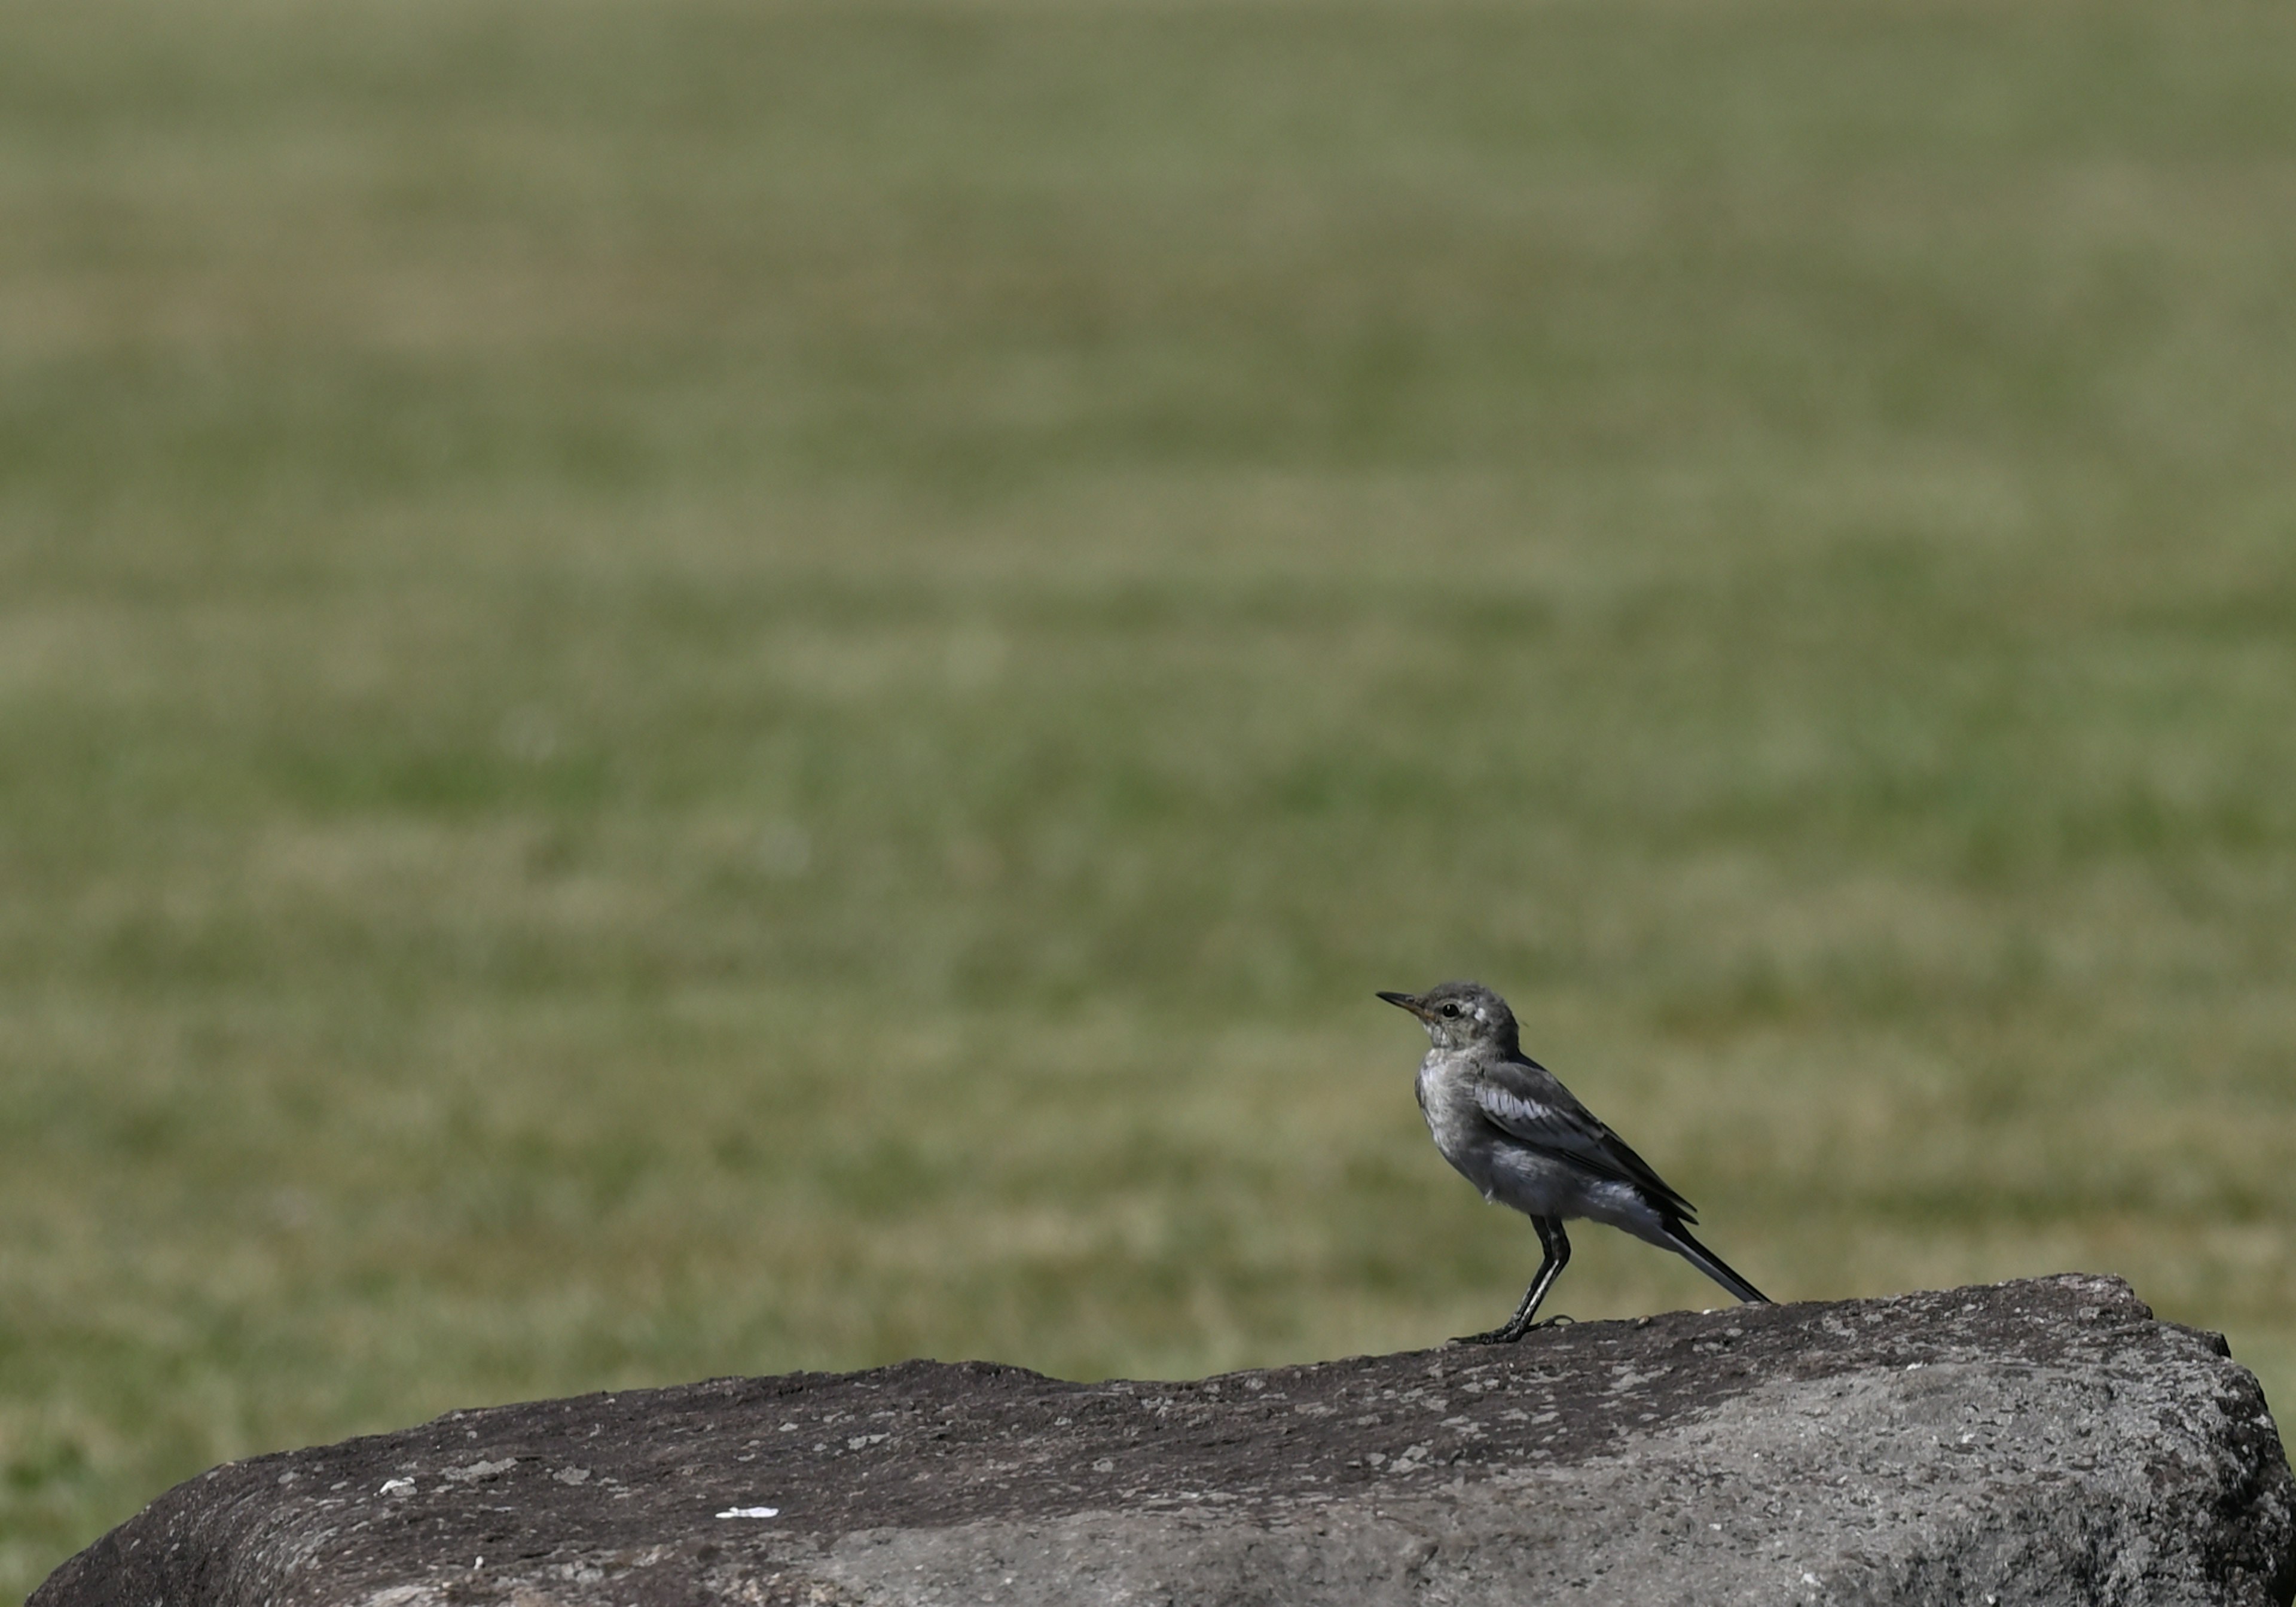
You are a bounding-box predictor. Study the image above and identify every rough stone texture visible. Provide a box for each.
[32,1275,2296,1606]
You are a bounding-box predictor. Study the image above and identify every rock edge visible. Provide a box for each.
[32,1274,2296,1606]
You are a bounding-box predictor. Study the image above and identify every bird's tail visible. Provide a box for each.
[1662,1221,1769,1305]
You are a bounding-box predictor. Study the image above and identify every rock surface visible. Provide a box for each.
[32,1274,2296,1606]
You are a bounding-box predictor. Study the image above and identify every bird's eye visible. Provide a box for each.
[1440,1003,1461,1018]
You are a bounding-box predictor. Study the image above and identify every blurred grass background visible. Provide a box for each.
[5,0,2296,1592]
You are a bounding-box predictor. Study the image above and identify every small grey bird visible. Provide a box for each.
[1379,980,1768,1343]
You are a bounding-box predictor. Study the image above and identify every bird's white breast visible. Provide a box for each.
[1415,1052,1491,1177]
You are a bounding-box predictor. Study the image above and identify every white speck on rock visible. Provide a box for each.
[718,1507,780,1519]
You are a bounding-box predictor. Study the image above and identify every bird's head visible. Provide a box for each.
[1376,980,1521,1054]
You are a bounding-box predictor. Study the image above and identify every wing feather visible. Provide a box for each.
[1471,1060,1699,1221]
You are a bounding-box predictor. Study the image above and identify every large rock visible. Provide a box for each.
[32,1274,2296,1606]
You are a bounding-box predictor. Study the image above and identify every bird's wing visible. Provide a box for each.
[1471,1059,1699,1221]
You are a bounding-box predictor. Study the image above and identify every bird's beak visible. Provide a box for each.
[1376,990,1428,1019]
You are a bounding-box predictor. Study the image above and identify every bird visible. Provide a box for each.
[1378,980,1768,1343]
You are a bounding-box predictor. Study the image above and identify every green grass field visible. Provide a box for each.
[5,0,2296,1594]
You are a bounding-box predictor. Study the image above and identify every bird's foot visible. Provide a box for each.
[1448,1314,1572,1346]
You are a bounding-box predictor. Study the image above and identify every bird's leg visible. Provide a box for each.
[1454,1217,1571,1344]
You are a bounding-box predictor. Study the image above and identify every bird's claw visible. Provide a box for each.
[1447,1313,1572,1346]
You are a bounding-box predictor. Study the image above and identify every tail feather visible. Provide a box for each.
[1663,1221,1768,1305]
